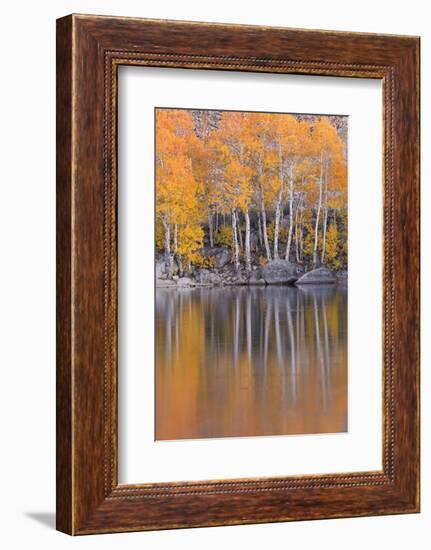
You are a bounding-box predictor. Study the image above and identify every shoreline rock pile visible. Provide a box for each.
[156,248,346,289]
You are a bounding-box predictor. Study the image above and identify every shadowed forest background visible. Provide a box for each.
[155,108,347,282]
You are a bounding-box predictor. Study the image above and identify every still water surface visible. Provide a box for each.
[155,286,347,440]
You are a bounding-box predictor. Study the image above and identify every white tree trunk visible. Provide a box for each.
[321,159,330,264]
[273,190,283,259]
[313,153,324,267]
[285,164,295,262]
[208,209,214,247]
[173,223,183,276]
[299,223,304,261]
[244,209,251,272]
[261,201,272,262]
[321,207,328,264]
[162,217,173,277]
[294,205,300,263]
[299,201,304,262]
[274,143,284,259]
[258,154,272,262]
[231,208,240,271]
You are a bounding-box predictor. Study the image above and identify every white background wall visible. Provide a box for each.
[0,1,427,548]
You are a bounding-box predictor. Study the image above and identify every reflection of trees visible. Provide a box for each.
[155,286,347,440]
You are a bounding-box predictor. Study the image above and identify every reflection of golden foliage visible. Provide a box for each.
[258,256,267,267]
[156,293,205,440]
[156,288,348,440]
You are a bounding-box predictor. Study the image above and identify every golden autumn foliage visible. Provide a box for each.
[177,224,204,264]
[213,226,232,248]
[155,108,348,274]
[325,224,341,269]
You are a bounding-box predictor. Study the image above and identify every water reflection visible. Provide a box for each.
[155,286,347,440]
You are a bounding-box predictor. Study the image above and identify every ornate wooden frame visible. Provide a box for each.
[56,14,420,534]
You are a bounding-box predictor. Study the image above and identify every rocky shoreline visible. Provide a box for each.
[156,248,347,290]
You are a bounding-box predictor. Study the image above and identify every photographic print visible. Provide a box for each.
[56,16,420,533]
[155,108,348,441]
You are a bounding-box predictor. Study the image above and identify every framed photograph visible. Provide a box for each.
[56,14,420,534]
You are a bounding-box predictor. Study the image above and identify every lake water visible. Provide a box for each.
[155,285,347,440]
